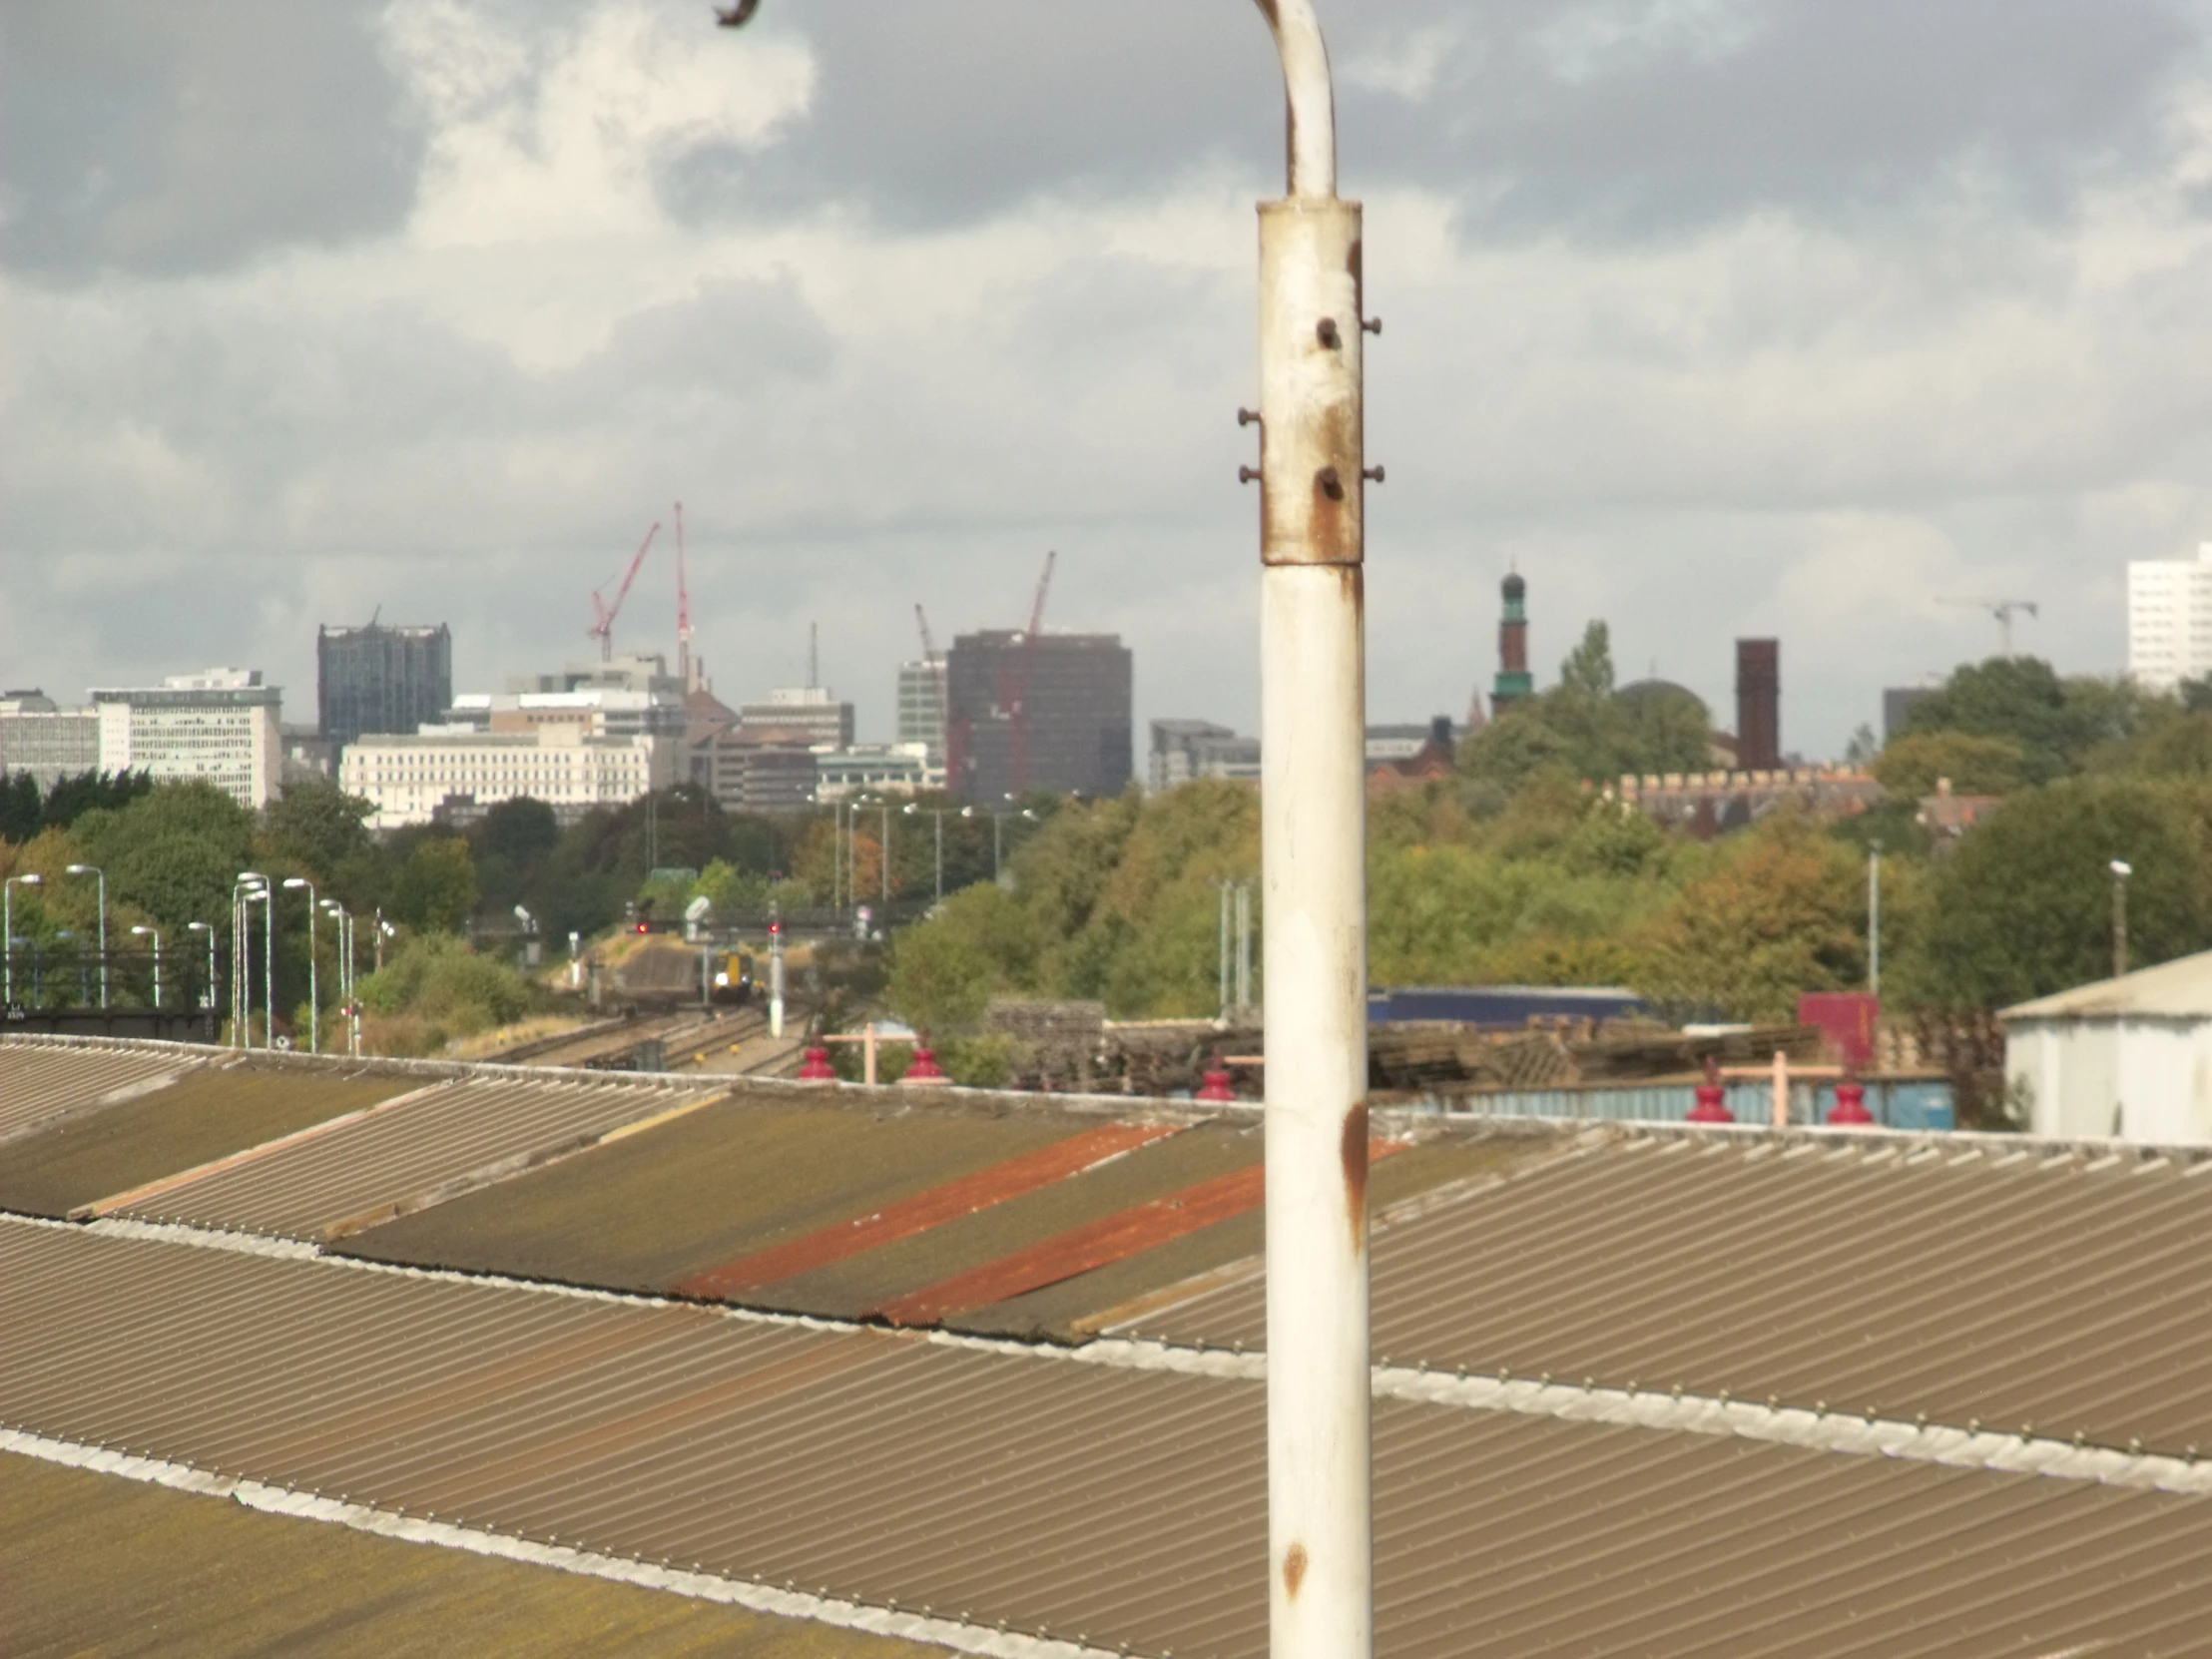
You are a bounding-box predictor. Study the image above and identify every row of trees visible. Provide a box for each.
[885,769,2212,1035]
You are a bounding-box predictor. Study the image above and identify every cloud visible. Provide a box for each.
[0,0,427,277]
[3,0,2212,764]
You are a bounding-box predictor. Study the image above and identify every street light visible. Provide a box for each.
[903,803,948,903]
[964,804,1038,884]
[2110,859,2132,979]
[1867,838,1883,997]
[324,900,359,1057]
[4,872,42,1004]
[719,8,1368,1650]
[235,872,269,1048]
[283,876,318,1054]
[64,863,107,1007]
[188,921,217,1016]
[130,924,162,1009]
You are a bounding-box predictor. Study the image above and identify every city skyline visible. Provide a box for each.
[7,2,2211,757]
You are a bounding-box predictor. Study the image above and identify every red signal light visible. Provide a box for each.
[636,922,649,933]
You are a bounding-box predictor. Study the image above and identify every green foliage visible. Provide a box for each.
[1630,814,1865,1021]
[2093,712,2212,780]
[1897,778,2212,1008]
[39,771,155,832]
[260,779,376,884]
[0,773,38,843]
[1459,622,1713,790]
[1872,732,2029,799]
[71,781,257,934]
[885,909,998,1034]
[355,933,541,1039]
[1903,658,2173,784]
[388,837,479,933]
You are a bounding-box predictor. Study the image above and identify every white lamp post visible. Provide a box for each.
[4,872,42,1004]
[64,863,107,1007]
[188,921,217,1016]
[130,924,162,1009]
[282,877,317,1053]
[2110,858,2132,980]
[719,8,1370,1651]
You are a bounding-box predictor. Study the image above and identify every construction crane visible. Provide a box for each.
[915,602,949,733]
[1938,596,2040,659]
[1006,550,1056,798]
[674,502,692,687]
[588,521,660,662]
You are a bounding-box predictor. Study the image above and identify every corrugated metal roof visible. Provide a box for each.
[2005,947,2212,1020]
[6,1220,2209,1659]
[1,1446,941,1659]
[0,1039,201,1142]
[104,1075,724,1242]
[1123,1129,2212,1456]
[0,1060,419,1221]
[332,1095,1523,1337]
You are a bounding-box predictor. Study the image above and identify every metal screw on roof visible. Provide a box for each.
[2129,1437,2144,1454]
[1769,1396,1781,1410]
[2073,1431,2087,1447]
[1816,1401,1829,1414]
[1966,1418,1980,1433]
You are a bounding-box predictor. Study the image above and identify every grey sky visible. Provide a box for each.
[5,0,2211,759]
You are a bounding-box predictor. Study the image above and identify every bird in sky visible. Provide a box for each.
[714,0,763,26]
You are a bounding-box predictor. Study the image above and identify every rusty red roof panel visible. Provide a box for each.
[675,1120,1187,1300]
[868,1140,1407,1326]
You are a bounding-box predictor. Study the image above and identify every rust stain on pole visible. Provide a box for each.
[1341,1101,1370,1252]
[1284,1541,1310,1599]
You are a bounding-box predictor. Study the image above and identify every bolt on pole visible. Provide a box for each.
[1252,4,1373,1656]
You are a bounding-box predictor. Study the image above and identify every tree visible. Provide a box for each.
[72,781,257,933]
[1872,732,2029,799]
[1559,621,1616,701]
[0,774,39,843]
[886,916,997,1034]
[41,770,153,830]
[1900,779,2212,1008]
[1904,659,2173,784]
[1630,814,1864,1021]
[389,837,479,933]
[261,779,376,884]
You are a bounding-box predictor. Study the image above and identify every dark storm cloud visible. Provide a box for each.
[0,1,426,277]
[659,0,2204,235]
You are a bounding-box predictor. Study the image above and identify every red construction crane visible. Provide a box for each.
[588,521,660,662]
[1006,550,1056,798]
[674,502,692,685]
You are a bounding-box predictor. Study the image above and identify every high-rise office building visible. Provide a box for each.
[1150,720,1260,792]
[947,631,1132,802]
[2127,543,2212,692]
[92,669,283,809]
[737,686,855,749]
[317,621,452,750]
[897,659,948,764]
[0,691,99,788]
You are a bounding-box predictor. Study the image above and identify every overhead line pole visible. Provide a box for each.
[714,7,1372,1655]
[1251,7,1373,1657]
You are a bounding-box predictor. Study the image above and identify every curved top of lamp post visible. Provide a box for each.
[188,921,214,932]
[8,872,40,886]
[65,862,99,876]
[716,0,1337,199]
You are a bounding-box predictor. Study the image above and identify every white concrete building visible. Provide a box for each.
[90,669,282,809]
[1150,720,1262,792]
[815,742,935,803]
[0,691,100,788]
[2126,543,2212,691]
[2003,950,2212,1144]
[339,727,669,830]
[897,660,947,767]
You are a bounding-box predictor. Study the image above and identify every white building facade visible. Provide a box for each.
[91,669,283,809]
[815,742,935,803]
[2003,950,2212,1145]
[0,692,100,788]
[2127,543,2212,691]
[339,727,669,830]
